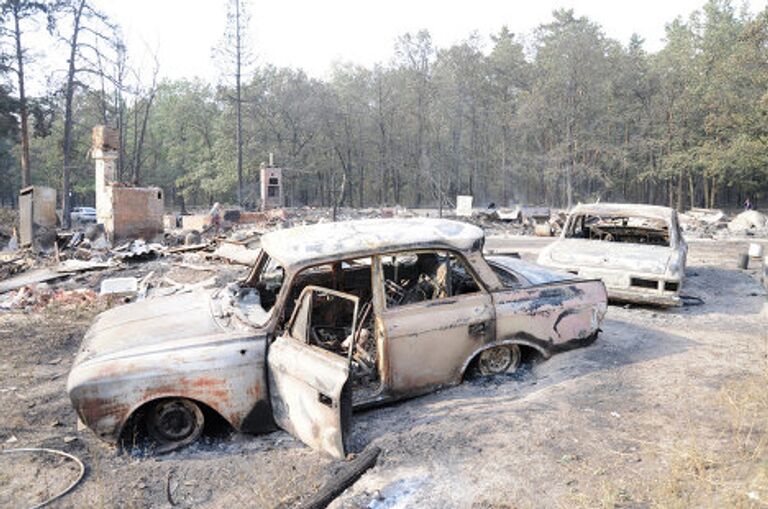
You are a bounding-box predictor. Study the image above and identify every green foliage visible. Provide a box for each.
[3,0,768,210]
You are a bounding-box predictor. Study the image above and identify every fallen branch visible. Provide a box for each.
[297,446,381,509]
[1,447,86,508]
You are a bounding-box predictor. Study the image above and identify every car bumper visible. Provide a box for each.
[606,287,682,307]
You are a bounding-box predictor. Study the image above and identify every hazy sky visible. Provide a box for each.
[94,0,764,82]
[23,0,766,90]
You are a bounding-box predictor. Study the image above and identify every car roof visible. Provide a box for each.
[261,217,484,269]
[568,202,675,222]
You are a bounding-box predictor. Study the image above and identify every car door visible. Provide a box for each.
[267,286,359,459]
[377,251,495,395]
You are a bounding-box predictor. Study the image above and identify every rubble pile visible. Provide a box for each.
[674,208,768,239]
[728,210,768,235]
[1,201,766,314]
[0,205,416,313]
[679,208,729,238]
[0,285,97,312]
[464,206,567,237]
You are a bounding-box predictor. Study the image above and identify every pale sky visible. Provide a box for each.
[94,0,764,83]
[18,0,767,93]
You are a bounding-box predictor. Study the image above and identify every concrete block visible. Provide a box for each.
[18,186,57,248]
[102,186,164,242]
[163,214,179,230]
[181,214,210,231]
[100,277,138,295]
[92,125,119,151]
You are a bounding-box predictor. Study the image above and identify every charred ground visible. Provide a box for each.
[0,237,766,508]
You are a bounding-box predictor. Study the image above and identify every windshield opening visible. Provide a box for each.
[237,253,285,325]
[565,214,670,247]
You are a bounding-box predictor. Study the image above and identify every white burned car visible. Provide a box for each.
[538,203,688,306]
[68,218,607,457]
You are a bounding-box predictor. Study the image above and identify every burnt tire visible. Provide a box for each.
[145,399,204,453]
[477,344,521,376]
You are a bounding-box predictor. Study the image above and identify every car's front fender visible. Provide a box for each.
[68,336,268,442]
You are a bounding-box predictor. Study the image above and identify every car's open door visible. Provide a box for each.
[267,286,359,459]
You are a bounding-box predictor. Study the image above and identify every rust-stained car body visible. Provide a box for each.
[537,203,688,307]
[68,218,607,458]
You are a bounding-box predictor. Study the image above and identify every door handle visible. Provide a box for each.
[468,321,488,336]
[318,393,333,407]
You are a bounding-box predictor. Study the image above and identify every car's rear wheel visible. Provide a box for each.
[477,344,521,376]
[145,399,204,453]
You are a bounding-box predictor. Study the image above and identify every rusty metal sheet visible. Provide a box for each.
[68,334,267,441]
[493,280,607,349]
[0,268,68,294]
[380,292,494,393]
[67,289,270,442]
[267,335,350,459]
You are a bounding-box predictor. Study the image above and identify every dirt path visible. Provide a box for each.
[1,239,766,508]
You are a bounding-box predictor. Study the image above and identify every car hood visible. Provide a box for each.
[486,255,575,286]
[540,239,674,275]
[74,290,235,365]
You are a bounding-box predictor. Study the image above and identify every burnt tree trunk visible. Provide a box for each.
[234,0,244,206]
[62,0,86,229]
[12,7,31,188]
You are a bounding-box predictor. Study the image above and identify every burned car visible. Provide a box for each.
[537,203,687,306]
[68,218,607,458]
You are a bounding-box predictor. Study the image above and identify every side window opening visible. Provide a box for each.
[282,257,374,323]
[382,251,481,308]
[285,259,381,402]
[489,264,522,288]
[306,291,358,356]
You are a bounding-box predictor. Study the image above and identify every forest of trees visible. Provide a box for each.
[1,0,767,215]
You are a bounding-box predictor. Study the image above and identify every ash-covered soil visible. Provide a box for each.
[1,238,766,508]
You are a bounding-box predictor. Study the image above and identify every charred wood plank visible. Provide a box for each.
[297,446,381,509]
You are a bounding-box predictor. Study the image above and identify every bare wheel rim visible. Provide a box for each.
[478,345,521,375]
[147,399,204,451]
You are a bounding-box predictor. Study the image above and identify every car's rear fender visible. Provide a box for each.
[492,279,607,350]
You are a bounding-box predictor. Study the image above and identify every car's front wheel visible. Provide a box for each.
[145,398,204,453]
[477,344,521,376]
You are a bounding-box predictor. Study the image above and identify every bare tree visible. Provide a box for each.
[113,35,127,179]
[395,31,434,207]
[128,52,159,185]
[55,0,116,227]
[214,0,252,207]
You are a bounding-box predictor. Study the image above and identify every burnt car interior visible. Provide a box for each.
[565,214,670,246]
[381,250,481,307]
[272,258,380,401]
[291,287,379,403]
[243,249,485,404]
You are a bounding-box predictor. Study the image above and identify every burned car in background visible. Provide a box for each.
[537,203,687,306]
[68,218,607,458]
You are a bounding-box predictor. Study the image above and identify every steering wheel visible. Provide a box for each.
[384,279,405,306]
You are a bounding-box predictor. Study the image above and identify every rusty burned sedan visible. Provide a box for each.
[537,203,688,306]
[68,218,607,458]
